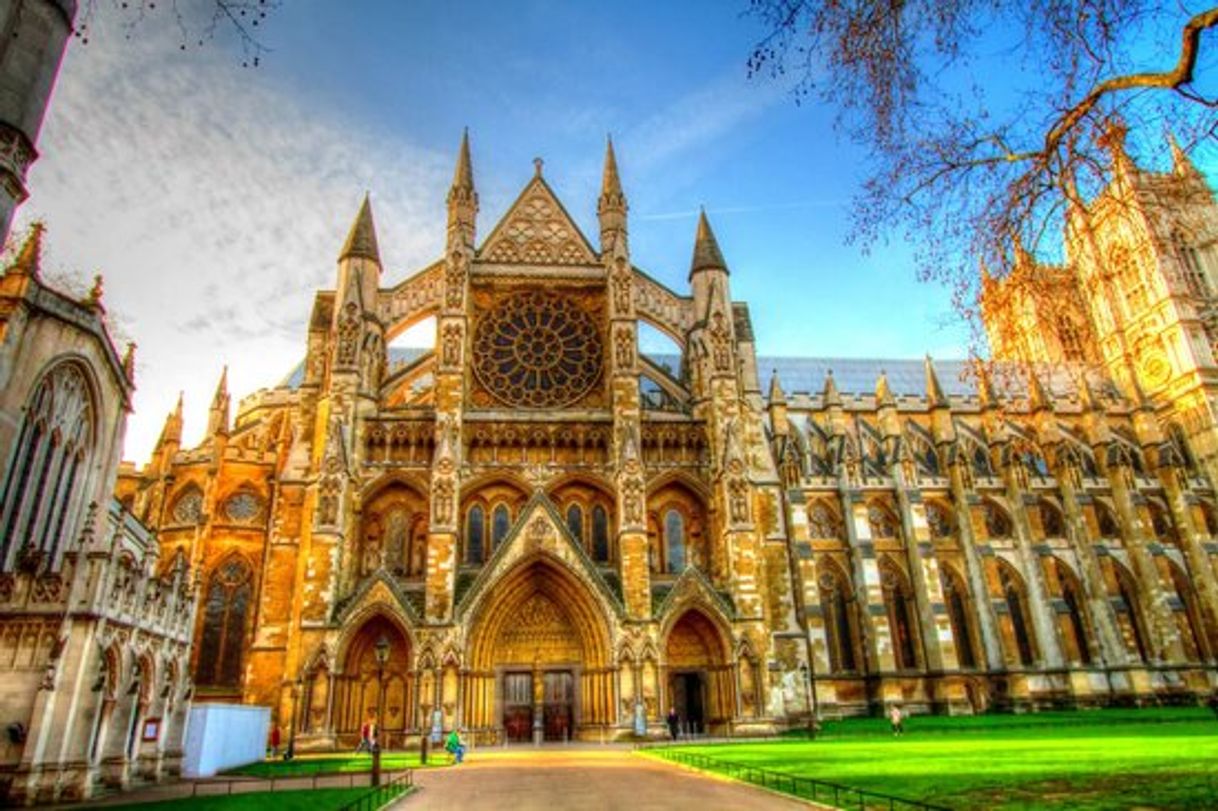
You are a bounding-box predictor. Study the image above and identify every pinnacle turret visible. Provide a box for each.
[598,135,628,252]
[924,355,949,408]
[339,193,381,265]
[875,371,896,408]
[822,369,842,408]
[1027,368,1053,413]
[208,366,230,437]
[8,222,44,277]
[768,368,786,404]
[447,129,478,241]
[689,209,727,278]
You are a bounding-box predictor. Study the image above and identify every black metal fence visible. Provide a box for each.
[651,748,950,811]
[335,768,415,811]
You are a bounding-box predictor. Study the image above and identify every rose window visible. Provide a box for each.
[224,492,262,523]
[172,491,203,525]
[473,290,602,408]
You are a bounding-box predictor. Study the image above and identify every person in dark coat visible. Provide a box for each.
[666,707,680,741]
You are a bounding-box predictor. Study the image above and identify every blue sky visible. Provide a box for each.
[11,1,1068,461]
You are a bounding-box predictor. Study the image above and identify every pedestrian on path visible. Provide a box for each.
[269,725,280,758]
[666,707,680,741]
[889,704,905,736]
[445,728,466,764]
[356,720,371,753]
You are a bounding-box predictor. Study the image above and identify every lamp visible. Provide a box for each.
[372,635,390,786]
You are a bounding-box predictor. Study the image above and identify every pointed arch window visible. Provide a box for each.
[591,505,610,563]
[818,568,857,672]
[0,361,94,570]
[1115,570,1149,663]
[999,564,1036,666]
[940,568,977,668]
[465,505,485,565]
[491,504,511,550]
[1174,231,1210,299]
[1054,559,1091,665]
[196,557,253,688]
[664,509,686,573]
[566,504,584,544]
[881,562,919,670]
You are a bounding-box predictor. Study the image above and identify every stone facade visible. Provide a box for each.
[113,134,1218,752]
[0,228,195,804]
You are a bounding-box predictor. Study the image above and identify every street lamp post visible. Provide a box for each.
[372,635,390,787]
[285,675,301,761]
[799,661,819,739]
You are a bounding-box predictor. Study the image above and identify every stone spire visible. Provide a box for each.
[7,221,44,277]
[821,369,842,408]
[339,193,380,265]
[689,209,727,278]
[1027,367,1054,413]
[598,135,627,252]
[1098,115,1135,183]
[977,363,1001,411]
[156,392,184,457]
[207,365,230,437]
[875,370,896,408]
[767,369,788,436]
[924,355,949,408]
[1168,133,1205,183]
[447,128,478,239]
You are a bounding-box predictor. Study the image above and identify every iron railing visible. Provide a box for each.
[650,748,950,811]
[335,768,414,811]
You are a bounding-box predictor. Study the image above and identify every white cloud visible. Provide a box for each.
[16,15,450,463]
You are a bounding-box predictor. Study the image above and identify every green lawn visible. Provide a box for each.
[226,751,437,777]
[648,708,1218,810]
[105,787,392,811]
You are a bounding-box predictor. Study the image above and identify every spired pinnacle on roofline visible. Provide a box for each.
[339,193,380,264]
[689,208,727,278]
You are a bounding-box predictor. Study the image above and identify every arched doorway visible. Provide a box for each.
[334,615,413,748]
[465,557,613,743]
[664,609,735,735]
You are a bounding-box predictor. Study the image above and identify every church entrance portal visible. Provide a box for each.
[465,557,614,741]
[501,669,575,742]
[669,671,706,734]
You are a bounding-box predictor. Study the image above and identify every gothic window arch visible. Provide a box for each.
[995,561,1036,666]
[1106,559,1149,663]
[1052,558,1092,665]
[939,566,977,668]
[1111,246,1149,316]
[817,563,859,673]
[491,503,512,549]
[983,500,1012,539]
[1147,501,1177,545]
[565,503,584,544]
[1039,500,1064,538]
[663,508,686,574]
[591,505,610,563]
[465,504,485,565]
[807,500,843,540]
[925,501,953,539]
[1095,501,1120,538]
[1167,561,1208,662]
[867,501,899,539]
[1173,230,1210,298]
[195,556,254,688]
[0,360,95,570]
[880,558,920,670]
[1056,315,1086,362]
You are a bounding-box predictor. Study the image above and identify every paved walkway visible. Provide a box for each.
[393,747,823,810]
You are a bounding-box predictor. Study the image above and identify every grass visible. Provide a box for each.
[104,787,384,810]
[225,751,436,777]
[648,707,1218,810]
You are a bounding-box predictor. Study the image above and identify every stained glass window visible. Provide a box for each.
[196,558,252,687]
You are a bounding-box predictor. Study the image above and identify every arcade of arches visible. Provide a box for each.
[111,136,1218,750]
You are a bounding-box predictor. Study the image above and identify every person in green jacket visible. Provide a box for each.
[444,728,465,764]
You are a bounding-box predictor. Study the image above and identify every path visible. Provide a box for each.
[393,746,823,810]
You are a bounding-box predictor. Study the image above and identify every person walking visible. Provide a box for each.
[269,725,280,758]
[666,707,680,741]
[356,720,370,753]
[889,704,905,736]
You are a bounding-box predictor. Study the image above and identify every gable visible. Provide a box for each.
[478,176,598,266]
